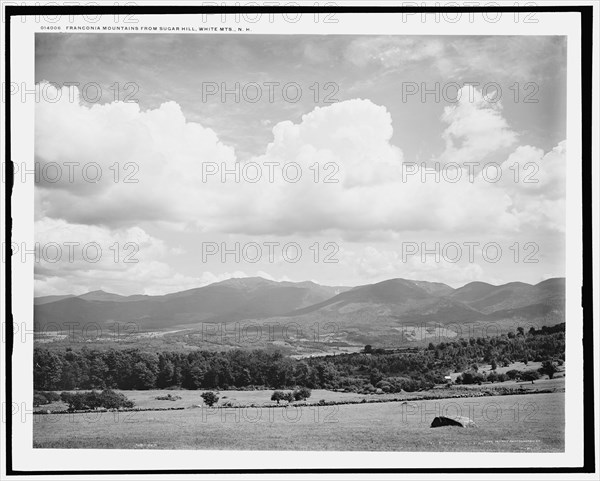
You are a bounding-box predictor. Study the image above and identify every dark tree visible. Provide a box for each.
[538,360,558,379]
[521,370,540,382]
[293,387,312,401]
[271,390,285,404]
[201,391,219,407]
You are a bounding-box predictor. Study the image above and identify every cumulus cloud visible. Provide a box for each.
[33,218,252,296]
[35,82,565,246]
[495,141,566,232]
[436,85,517,165]
[35,82,236,227]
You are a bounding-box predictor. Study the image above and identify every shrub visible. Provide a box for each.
[201,391,219,407]
[293,387,312,401]
[458,371,485,385]
[521,370,540,382]
[64,390,134,411]
[33,392,48,407]
[155,393,182,401]
[65,393,87,411]
[271,390,286,404]
[98,389,135,409]
[538,360,559,379]
[60,391,73,403]
[44,391,61,402]
[376,381,392,392]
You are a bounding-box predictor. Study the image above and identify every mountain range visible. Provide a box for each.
[34,277,565,338]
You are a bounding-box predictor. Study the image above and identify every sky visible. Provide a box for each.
[34,33,567,296]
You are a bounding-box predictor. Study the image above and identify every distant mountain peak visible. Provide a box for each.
[77,290,125,301]
[34,276,565,335]
[215,276,276,287]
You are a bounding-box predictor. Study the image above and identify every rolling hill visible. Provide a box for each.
[34,277,566,340]
[33,277,351,331]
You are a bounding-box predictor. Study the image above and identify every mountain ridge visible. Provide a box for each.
[34,276,566,334]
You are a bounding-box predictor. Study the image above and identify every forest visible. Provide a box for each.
[34,323,565,393]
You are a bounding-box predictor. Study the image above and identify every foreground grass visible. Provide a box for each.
[33,392,564,451]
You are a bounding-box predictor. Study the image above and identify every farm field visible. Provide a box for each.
[33,392,564,451]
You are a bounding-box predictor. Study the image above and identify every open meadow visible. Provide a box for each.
[33,391,564,452]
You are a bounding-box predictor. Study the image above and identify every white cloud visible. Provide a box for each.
[495,141,566,232]
[436,85,517,165]
[33,218,251,296]
[35,83,236,227]
[35,82,564,245]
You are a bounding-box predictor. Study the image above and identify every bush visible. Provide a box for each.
[98,389,135,409]
[33,392,48,407]
[376,381,392,392]
[60,391,73,403]
[506,369,522,380]
[293,387,312,401]
[521,370,540,382]
[34,391,61,406]
[458,371,485,385]
[201,391,219,407]
[64,390,134,411]
[44,391,61,402]
[65,393,87,411]
[155,393,182,401]
[538,360,559,379]
[271,390,286,404]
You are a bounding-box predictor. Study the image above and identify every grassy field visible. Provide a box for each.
[35,376,565,413]
[33,391,564,451]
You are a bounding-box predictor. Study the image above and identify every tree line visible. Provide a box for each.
[34,323,564,393]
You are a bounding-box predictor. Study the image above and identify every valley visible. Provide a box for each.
[34,276,566,353]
